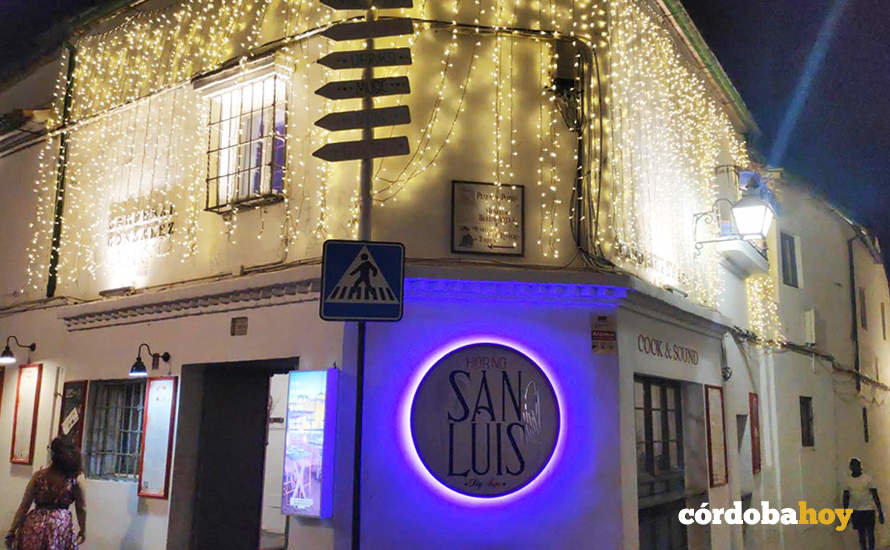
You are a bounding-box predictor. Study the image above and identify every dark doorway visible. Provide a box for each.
[190,359,295,550]
[635,376,688,550]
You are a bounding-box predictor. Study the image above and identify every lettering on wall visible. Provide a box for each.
[107,203,175,247]
[410,343,559,498]
[636,334,699,365]
[614,241,691,289]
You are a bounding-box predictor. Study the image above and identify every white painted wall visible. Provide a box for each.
[765,181,883,550]
[0,289,343,550]
[0,59,57,115]
[0,140,49,306]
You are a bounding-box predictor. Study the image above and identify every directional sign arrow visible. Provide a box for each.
[321,0,413,9]
[313,136,410,162]
[315,106,411,131]
[321,19,414,42]
[315,76,410,100]
[318,48,412,70]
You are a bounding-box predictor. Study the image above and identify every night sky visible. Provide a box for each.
[1,0,888,259]
[680,0,890,259]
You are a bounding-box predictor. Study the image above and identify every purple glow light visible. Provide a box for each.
[398,335,567,507]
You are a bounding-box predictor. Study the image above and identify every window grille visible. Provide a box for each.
[206,74,287,212]
[84,380,146,480]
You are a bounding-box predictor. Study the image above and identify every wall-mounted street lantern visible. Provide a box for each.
[693,193,776,255]
[731,194,775,240]
[129,343,171,378]
[0,336,36,365]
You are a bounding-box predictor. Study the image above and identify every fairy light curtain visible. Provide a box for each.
[21,0,781,339]
[604,0,750,308]
[25,0,606,294]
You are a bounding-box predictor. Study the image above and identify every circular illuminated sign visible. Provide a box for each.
[410,342,561,498]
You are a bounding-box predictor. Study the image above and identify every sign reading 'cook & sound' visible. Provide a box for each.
[637,334,700,365]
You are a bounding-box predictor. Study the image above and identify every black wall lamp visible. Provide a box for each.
[129,343,171,378]
[0,336,36,365]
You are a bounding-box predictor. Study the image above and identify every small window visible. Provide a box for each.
[881,302,886,341]
[84,380,146,480]
[780,233,799,288]
[859,288,868,331]
[205,74,287,212]
[863,407,870,443]
[634,377,684,500]
[799,396,814,447]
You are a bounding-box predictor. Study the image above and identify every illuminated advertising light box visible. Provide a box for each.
[281,369,338,518]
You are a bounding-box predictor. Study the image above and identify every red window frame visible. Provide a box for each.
[749,393,761,475]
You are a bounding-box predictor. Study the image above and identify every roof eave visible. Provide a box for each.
[656,0,761,137]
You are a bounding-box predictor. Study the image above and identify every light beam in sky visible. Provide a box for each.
[769,0,850,166]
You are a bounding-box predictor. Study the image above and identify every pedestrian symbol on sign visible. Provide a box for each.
[320,240,405,321]
[327,246,398,304]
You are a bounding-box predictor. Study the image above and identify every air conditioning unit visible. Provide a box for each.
[804,309,817,347]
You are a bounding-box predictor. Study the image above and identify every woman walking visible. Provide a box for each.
[5,437,86,550]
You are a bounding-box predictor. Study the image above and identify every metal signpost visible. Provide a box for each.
[317,48,412,70]
[314,2,414,548]
[314,137,409,163]
[315,105,412,131]
[320,18,414,42]
[314,76,411,100]
[321,0,411,8]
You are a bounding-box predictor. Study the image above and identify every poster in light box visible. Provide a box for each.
[705,385,728,487]
[138,376,177,499]
[281,369,338,518]
[11,364,42,465]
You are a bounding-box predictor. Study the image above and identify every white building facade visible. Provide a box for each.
[0,1,886,549]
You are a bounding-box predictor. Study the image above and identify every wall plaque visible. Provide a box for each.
[410,343,559,498]
[451,181,524,256]
[58,381,88,449]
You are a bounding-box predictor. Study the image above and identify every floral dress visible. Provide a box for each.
[16,470,78,550]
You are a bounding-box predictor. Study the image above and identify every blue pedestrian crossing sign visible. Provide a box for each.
[320,240,405,321]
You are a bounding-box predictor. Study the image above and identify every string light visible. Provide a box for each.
[604,0,748,308]
[747,273,784,343]
[20,0,778,340]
